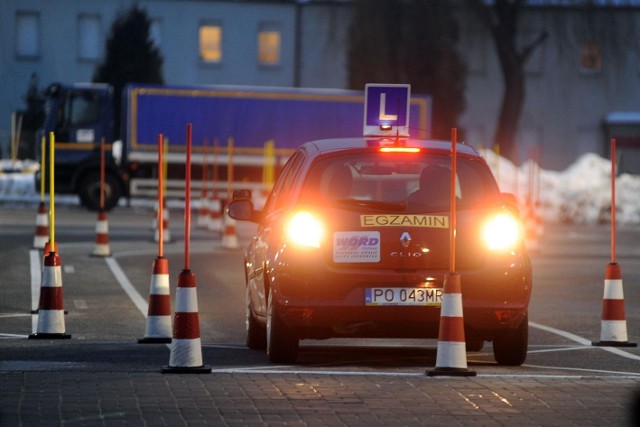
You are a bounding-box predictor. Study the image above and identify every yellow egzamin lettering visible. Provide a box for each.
[360,215,449,228]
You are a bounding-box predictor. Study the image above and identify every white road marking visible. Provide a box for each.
[530,321,640,361]
[29,250,40,313]
[104,257,148,316]
[29,250,40,333]
[74,300,88,309]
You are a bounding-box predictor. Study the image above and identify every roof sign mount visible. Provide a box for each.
[363,84,411,138]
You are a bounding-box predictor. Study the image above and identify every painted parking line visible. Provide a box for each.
[530,321,640,361]
[104,257,148,316]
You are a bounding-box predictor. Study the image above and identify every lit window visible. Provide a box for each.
[16,11,40,58]
[581,41,601,71]
[200,24,222,62]
[258,28,280,65]
[78,14,101,61]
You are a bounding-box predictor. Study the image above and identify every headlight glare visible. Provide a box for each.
[285,211,323,248]
[482,213,521,251]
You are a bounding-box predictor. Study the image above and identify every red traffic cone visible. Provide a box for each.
[162,269,211,373]
[427,273,476,376]
[29,251,71,339]
[593,263,637,347]
[207,192,223,233]
[139,257,172,343]
[33,202,49,249]
[197,196,210,229]
[91,210,111,257]
[221,211,238,249]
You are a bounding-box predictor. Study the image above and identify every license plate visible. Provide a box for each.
[365,287,443,306]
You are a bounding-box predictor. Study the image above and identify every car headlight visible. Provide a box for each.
[481,212,522,251]
[285,211,324,248]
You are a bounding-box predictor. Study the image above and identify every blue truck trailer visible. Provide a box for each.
[37,83,431,210]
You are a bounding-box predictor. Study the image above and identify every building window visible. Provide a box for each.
[16,11,40,59]
[581,41,601,72]
[199,24,222,63]
[258,23,281,65]
[77,14,101,61]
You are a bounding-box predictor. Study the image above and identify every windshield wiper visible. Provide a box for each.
[335,199,407,211]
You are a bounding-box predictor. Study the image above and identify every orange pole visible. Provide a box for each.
[100,137,105,210]
[185,124,192,271]
[157,133,164,258]
[212,139,219,195]
[201,139,208,198]
[611,139,617,264]
[450,128,457,273]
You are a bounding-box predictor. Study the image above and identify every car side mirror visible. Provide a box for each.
[227,190,262,223]
[501,192,521,217]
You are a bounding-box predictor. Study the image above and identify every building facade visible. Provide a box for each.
[1,0,639,171]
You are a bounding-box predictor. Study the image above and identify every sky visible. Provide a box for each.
[1,151,637,225]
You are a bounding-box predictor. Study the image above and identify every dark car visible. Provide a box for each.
[228,137,532,365]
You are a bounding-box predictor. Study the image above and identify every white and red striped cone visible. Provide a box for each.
[29,251,71,339]
[221,211,239,249]
[197,196,210,229]
[427,273,476,376]
[33,202,48,249]
[91,210,111,257]
[139,257,172,343]
[154,199,171,243]
[207,193,223,233]
[593,263,637,347]
[162,269,211,373]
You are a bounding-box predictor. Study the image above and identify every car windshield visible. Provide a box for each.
[299,152,501,213]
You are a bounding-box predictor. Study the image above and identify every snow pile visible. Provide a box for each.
[481,149,640,224]
[3,153,640,224]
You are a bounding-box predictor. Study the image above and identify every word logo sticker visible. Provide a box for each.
[333,231,380,263]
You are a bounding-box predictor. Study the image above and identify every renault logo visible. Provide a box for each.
[400,232,412,248]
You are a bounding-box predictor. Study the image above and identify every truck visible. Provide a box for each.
[36,83,431,210]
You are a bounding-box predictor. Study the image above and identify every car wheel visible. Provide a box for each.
[266,289,299,363]
[78,172,121,211]
[493,314,528,366]
[245,286,266,350]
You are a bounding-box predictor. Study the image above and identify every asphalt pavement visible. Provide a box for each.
[2,203,640,426]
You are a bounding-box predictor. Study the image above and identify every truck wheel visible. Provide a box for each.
[266,289,298,363]
[246,286,266,350]
[79,172,121,211]
[493,314,528,366]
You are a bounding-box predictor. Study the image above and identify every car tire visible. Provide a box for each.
[245,286,266,350]
[78,172,121,211]
[266,289,299,363]
[493,314,528,366]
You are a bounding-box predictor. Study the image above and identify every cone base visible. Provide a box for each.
[161,364,212,374]
[90,251,111,258]
[28,333,71,340]
[138,337,172,344]
[592,340,637,347]
[426,367,477,377]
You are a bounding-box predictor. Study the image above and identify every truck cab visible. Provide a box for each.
[37,83,127,210]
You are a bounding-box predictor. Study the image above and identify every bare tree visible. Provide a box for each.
[464,0,548,163]
[348,0,467,139]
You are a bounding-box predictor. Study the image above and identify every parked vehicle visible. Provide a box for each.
[35,83,431,210]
